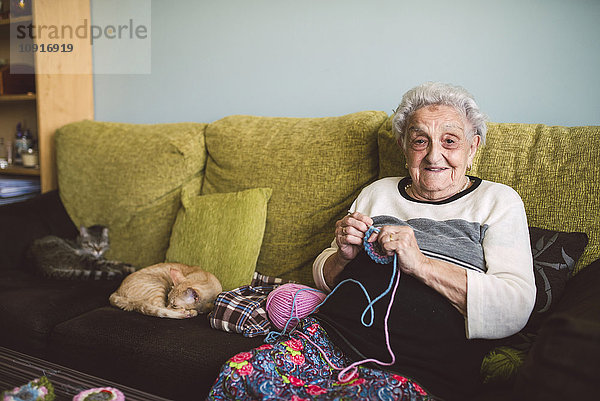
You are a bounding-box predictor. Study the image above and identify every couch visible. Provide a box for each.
[1,112,598,400]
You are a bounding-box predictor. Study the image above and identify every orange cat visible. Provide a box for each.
[109,262,222,319]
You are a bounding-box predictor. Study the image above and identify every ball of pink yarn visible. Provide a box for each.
[266,283,327,331]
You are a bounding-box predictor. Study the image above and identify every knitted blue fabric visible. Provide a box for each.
[364,226,394,264]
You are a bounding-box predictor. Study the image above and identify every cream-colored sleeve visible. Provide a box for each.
[465,192,536,339]
[313,196,362,293]
[312,239,337,292]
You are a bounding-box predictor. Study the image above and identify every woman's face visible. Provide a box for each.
[401,105,480,201]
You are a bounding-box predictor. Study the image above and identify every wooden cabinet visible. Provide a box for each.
[0,0,94,193]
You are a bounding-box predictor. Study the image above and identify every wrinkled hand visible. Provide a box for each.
[368,225,428,276]
[335,212,373,263]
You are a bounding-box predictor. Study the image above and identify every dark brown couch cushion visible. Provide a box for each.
[48,307,264,400]
[514,258,600,400]
[0,270,118,353]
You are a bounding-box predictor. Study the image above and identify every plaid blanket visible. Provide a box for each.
[208,272,293,337]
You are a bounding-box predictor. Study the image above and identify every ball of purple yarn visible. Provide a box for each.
[266,283,327,331]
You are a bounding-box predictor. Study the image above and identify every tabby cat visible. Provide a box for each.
[109,262,223,319]
[28,225,136,280]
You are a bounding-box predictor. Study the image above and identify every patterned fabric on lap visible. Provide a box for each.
[208,317,431,401]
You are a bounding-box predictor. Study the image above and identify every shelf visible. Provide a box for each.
[0,165,40,176]
[0,93,36,102]
[0,15,33,26]
[0,1,94,193]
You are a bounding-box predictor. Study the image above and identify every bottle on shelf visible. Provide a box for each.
[22,136,38,168]
[14,129,23,165]
[24,128,33,149]
[0,137,7,168]
[13,122,32,165]
[6,139,13,166]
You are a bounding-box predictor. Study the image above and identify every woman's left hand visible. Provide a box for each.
[368,225,428,276]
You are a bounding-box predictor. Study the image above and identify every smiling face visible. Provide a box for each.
[400,105,480,201]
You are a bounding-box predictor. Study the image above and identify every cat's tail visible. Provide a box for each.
[109,293,197,319]
[44,266,124,280]
[50,261,136,280]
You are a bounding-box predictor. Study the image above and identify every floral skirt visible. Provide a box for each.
[208,317,431,400]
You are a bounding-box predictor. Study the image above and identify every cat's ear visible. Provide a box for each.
[169,268,186,285]
[79,226,88,237]
[101,227,109,240]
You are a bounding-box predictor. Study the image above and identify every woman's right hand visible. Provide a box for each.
[335,212,373,263]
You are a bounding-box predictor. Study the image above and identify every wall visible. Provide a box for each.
[91,0,600,125]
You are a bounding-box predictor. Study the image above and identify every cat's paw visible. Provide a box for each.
[184,309,198,318]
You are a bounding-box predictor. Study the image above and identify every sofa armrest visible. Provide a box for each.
[0,190,77,271]
[513,258,600,400]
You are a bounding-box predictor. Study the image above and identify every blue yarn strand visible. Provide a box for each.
[266,225,398,343]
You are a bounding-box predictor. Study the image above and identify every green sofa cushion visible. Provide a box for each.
[378,121,600,274]
[202,111,387,284]
[55,120,207,268]
[377,115,408,179]
[471,123,600,274]
[165,187,272,291]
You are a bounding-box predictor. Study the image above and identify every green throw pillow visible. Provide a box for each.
[165,188,272,291]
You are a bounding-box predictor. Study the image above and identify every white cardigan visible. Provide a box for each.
[313,176,536,339]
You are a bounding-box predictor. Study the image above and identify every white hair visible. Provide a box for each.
[392,82,488,145]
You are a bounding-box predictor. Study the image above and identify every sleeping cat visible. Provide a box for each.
[28,225,136,280]
[109,262,223,319]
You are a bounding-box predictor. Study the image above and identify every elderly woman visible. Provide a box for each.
[209,83,535,401]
